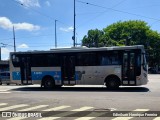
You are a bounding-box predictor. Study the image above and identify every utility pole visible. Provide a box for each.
[55,20,57,48]
[0,47,1,61]
[73,0,76,47]
[13,26,16,52]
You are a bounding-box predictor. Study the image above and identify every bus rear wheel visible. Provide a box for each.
[43,77,54,89]
[106,76,120,89]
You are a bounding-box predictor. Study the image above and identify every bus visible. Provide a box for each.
[9,45,148,89]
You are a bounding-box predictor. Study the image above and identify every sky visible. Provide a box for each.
[0,0,160,60]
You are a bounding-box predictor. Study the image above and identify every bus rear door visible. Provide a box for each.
[122,51,136,85]
[61,55,76,85]
[20,56,32,85]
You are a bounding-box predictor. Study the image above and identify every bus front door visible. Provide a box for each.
[61,55,76,85]
[122,51,136,85]
[20,56,32,85]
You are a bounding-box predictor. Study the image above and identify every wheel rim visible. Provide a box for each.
[110,81,116,87]
[107,77,119,89]
[44,78,53,88]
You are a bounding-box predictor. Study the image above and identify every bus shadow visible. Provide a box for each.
[11,86,150,92]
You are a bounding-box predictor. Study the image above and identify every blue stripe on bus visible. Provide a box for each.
[12,71,61,81]
[12,72,21,80]
[12,71,82,81]
[75,71,83,80]
[31,71,61,80]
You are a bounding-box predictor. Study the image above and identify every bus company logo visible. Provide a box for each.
[1,112,42,118]
[2,112,12,117]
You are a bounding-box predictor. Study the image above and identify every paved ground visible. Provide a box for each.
[0,74,160,120]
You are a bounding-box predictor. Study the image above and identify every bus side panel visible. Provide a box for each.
[75,66,121,85]
[31,67,62,85]
[136,66,148,85]
[96,65,122,85]
[11,68,21,84]
[75,66,96,85]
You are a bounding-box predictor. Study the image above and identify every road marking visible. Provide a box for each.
[75,108,117,120]
[0,104,28,111]
[42,105,70,111]
[0,91,11,93]
[0,103,8,106]
[0,90,11,93]
[72,107,94,111]
[75,117,95,120]
[7,117,26,120]
[37,117,61,120]
[6,105,70,120]
[0,90,8,91]
[38,106,94,120]
[6,105,48,120]
[18,105,48,111]
[111,109,149,120]
[153,117,160,120]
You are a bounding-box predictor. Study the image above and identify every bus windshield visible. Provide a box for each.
[143,53,147,71]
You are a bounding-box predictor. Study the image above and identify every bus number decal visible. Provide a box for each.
[34,72,42,75]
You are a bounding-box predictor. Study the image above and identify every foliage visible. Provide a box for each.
[81,20,160,67]
[82,29,104,47]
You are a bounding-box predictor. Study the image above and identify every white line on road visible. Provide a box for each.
[0,91,11,93]
[38,106,94,120]
[42,105,70,111]
[6,105,70,120]
[7,117,26,120]
[75,108,117,120]
[72,107,94,111]
[0,104,28,111]
[0,103,8,106]
[18,105,48,111]
[0,90,8,91]
[37,117,61,120]
[75,117,95,120]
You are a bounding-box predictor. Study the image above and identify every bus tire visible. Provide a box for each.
[0,82,2,85]
[43,76,55,89]
[7,83,10,85]
[105,76,120,89]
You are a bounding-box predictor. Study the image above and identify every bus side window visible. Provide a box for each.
[99,51,120,66]
[100,56,111,65]
[76,53,96,66]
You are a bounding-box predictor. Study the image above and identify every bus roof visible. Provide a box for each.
[10,45,144,54]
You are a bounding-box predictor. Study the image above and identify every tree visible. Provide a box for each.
[82,20,160,67]
[103,20,152,46]
[82,29,104,47]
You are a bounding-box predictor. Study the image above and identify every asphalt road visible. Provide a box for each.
[0,74,160,120]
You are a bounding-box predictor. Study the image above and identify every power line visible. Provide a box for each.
[76,0,160,22]
[76,0,128,28]
[0,32,70,47]
[76,11,105,15]
[13,0,54,20]
[12,0,75,48]
[13,0,71,27]
[0,34,56,42]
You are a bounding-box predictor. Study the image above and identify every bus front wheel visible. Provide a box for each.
[105,76,120,89]
[43,77,54,89]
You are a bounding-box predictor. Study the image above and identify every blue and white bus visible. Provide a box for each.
[9,45,148,89]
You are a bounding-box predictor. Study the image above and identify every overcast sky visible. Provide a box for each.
[0,0,160,60]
